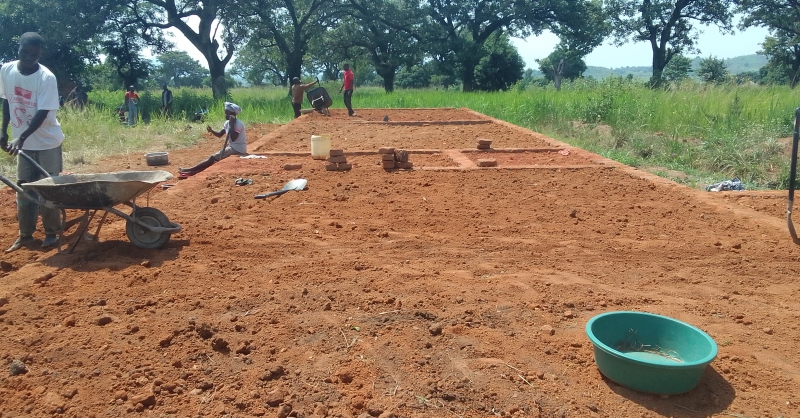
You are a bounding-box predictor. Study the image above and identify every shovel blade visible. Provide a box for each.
[284,178,307,191]
[254,178,307,199]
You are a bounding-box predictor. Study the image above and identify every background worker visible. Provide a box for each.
[124,85,138,126]
[161,84,173,117]
[179,102,246,176]
[0,32,66,252]
[340,63,356,116]
[290,77,318,118]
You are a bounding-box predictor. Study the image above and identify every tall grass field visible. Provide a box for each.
[2,78,799,190]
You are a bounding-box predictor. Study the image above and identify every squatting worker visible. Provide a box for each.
[178,102,246,176]
[290,77,318,118]
[0,32,65,252]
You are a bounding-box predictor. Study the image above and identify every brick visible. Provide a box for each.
[381,161,396,169]
[327,155,347,163]
[394,149,409,163]
[282,163,303,170]
[477,138,493,146]
[378,147,395,154]
[476,159,497,167]
[325,163,339,171]
[397,161,414,169]
[329,149,344,157]
[338,163,353,171]
[381,153,396,161]
[476,144,492,150]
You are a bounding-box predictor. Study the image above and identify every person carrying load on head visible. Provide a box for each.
[290,77,318,118]
[178,102,246,177]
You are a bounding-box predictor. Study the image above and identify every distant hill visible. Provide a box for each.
[582,54,767,79]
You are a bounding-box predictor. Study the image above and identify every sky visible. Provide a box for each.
[512,24,772,70]
[169,19,772,70]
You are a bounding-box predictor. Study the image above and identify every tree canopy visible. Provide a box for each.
[605,0,734,88]
[738,0,800,88]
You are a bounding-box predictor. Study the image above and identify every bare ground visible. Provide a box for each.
[0,108,799,418]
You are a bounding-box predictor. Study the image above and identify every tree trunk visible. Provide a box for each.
[286,52,304,96]
[650,46,667,89]
[383,72,395,93]
[375,64,396,93]
[553,59,565,91]
[209,61,227,100]
[461,64,476,92]
[553,75,563,91]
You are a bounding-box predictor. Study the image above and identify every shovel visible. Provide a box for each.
[787,107,800,244]
[254,178,307,199]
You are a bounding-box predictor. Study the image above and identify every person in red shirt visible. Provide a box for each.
[124,85,139,126]
[339,63,356,117]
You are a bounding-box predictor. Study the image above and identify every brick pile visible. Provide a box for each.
[476,138,493,150]
[379,147,413,170]
[325,149,352,171]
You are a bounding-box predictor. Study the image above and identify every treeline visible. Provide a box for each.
[1,0,799,99]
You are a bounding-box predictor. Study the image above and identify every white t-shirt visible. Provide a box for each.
[224,119,247,154]
[0,61,64,150]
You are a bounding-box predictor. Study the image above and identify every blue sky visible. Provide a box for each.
[512,24,772,70]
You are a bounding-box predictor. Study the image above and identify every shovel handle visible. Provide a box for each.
[254,189,291,199]
[787,107,800,244]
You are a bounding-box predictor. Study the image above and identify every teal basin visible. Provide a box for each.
[585,311,717,395]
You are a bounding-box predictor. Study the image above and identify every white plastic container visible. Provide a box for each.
[310,134,332,160]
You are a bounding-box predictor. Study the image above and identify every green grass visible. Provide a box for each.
[2,79,799,190]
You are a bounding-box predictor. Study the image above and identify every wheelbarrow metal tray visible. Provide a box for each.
[307,87,333,109]
[23,170,173,209]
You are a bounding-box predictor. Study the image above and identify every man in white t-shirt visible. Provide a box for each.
[178,102,247,176]
[1,32,65,252]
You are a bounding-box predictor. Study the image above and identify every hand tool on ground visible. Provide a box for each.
[254,178,307,199]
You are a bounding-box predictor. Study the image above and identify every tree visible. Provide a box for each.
[156,51,209,87]
[697,56,729,83]
[737,0,800,57]
[662,54,692,82]
[474,33,525,91]
[0,0,116,93]
[98,7,171,89]
[241,0,334,94]
[335,0,424,92]
[738,0,800,87]
[396,62,435,89]
[232,41,290,86]
[422,0,580,92]
[537,48,586,90]
[535,0,606,90]
[125,0,248,99]
[605,0,734,88]
[757,33,800,88]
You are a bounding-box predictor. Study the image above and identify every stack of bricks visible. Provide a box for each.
[325,149,352,171]
[476,138,493,150]
[379,147,413,170]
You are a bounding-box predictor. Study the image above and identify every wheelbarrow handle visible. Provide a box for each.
[17,151,53,178]
[0,173,52,207]
[0,174,24,194]
[254,189,290,199]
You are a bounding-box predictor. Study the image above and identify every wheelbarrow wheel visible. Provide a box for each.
[126,207,172,249]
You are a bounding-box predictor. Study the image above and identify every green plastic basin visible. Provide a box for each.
[585,311,717,395]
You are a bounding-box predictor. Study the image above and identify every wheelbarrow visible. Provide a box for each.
[307,85,332,116]
[0,151,182,253]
